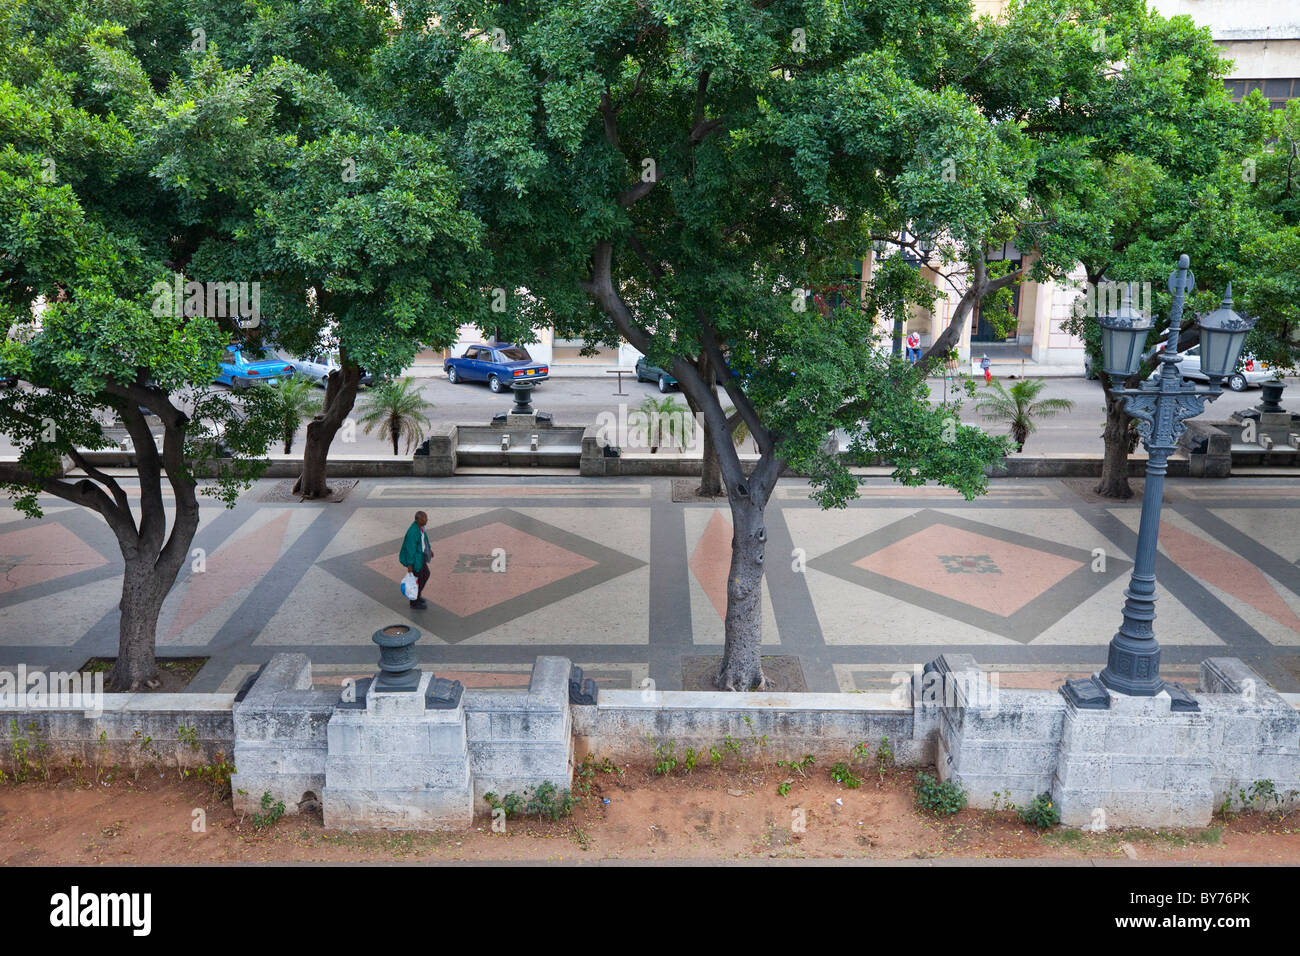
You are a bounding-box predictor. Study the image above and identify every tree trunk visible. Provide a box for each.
[1096,390,1135,498]
[108,557,169,690]
[698,428,723,497]
[294,359,361,498]
[36,384,202,692]
[716,488,768,690]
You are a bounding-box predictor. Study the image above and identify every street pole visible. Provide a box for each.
[1063,255,1253,712]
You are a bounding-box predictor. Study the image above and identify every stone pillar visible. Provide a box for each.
[323,672,473,831]
[465,656,575,805]
[931,655,1066,807]
[1052,690,1215,829]
[230,653,335,816]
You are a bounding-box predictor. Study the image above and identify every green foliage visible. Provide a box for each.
[1017,793,1061,829]
[7,718,46,783]
[915,772,967,816]
[830,762,861,789]
[681,747,698,774]
[270,375,323,454]
[1219,779,1300,820]
[636,395,694,452]
[251,791,286,829]
[183,752,236,801]
[483,790,527,818]
[486,783,576,821]
[875,737,895,781]
[650,738,677,776]
[776,754,816,777]
[974,379,1075,452]
[357,376,433,455]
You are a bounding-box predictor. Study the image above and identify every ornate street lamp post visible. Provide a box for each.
[1063,255,1256,711]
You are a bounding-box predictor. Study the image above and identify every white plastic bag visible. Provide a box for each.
[400,572,419,600]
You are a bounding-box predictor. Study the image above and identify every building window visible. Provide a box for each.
[1224,78,1299,110]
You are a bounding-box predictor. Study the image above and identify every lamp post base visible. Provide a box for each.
[1060,675,1199,712]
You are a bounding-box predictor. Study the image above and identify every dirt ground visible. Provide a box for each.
[2,759,1299,864]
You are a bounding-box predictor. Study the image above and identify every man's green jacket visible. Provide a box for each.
[399,522,426,572]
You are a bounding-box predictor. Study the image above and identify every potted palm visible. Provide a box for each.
[357,377,434,455]
[974,378,1074,452]
[274,374,323,454]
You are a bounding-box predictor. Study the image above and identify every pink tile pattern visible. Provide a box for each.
[367,521,596,618]
[0,524,108,594]
[853,524,1083,618]
[1159,520,1300,634]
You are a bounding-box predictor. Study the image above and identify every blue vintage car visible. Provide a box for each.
[214,344,296,389]
[444,344,548,393]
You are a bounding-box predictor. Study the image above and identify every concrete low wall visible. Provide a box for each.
[0,694,234,772]
[571,689,930,766]
[7,651,1298,831]
[937,655,1300,828]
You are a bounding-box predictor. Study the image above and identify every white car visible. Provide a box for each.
[1148,343,1273,392]
[277,348,373,388]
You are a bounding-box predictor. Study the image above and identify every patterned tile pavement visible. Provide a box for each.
[2,476,1299,695]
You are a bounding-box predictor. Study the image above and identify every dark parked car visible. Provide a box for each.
[635,356,677,392]
[444,344,548,393]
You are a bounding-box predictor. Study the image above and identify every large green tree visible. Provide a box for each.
[378,0,1048,689]
[144,1,490,499]
[1051,4,1271,496]
[0,2,280,689]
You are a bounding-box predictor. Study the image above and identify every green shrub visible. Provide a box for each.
[915,772,967,816]
[525,781,576,820]
[1017,792,1060,829]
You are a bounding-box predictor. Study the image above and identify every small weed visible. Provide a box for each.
[486,783,575,821]
[830,762,860,789]
[682,747,698,774]
[251,791,286,829]
[776,754,815,777]
[177,722,200,752]
[484,791,527,817]
[182,752,235,800]
[648,736,678,776]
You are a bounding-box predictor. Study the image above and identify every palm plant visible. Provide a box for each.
[275,374,323,454]
[357,377,434,455]
[638,395,694,453]
[974,378,1074,452]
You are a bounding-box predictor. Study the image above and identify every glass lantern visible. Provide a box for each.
[1097,287,1155,378]
[1196,283,1257,380]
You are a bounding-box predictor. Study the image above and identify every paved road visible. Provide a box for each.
[0,372,1293,458]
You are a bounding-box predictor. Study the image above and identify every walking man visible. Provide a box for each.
[980,353,992,385]
[400,511,433,610]
[905,331,921,363]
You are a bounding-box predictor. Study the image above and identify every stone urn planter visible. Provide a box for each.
[1259,379,1286,414]
[372,623,422,691]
